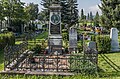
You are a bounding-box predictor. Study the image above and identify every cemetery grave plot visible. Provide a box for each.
[18,55,70,72]
[2,37,98,75]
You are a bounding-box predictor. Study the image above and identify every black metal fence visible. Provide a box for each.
[4,42,98,74]
[4,42,28,70]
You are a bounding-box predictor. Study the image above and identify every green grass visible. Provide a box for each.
[98,53,120,72]
[0,74,99,79]
[0,50,4,71]
[15,41,23,45]
[98,53,120,79]
[79,22,94,26]
[35,32,48,39]
[15,32,48,45]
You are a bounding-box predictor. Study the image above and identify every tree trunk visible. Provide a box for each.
[0,20,2,33]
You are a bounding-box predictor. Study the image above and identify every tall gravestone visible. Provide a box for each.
[48,0,62,54]
[110,28,119,51]
[69,27,77,52]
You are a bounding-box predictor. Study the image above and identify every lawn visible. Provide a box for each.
[98,53,120,79]
[36,32,48,39]
[15,32,48,45]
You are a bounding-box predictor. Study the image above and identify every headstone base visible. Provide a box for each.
[69,47,77,53]
[111,49,120,52]
[48,35,62,54]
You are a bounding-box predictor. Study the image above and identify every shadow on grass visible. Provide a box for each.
[103,54,120,70]
[98,54,120,78]
[98,71,120,78]
[97,65,120,78]
[100,54,120,72]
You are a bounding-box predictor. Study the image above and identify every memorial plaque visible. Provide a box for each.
[51,13,60,25]
[50,23,60,34]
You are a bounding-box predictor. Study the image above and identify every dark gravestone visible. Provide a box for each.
[88,41,96,50]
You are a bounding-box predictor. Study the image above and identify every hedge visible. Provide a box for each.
[91,35,111,53]
[0,32,15,49]
[91,35,96,42]
[62,32,68,41]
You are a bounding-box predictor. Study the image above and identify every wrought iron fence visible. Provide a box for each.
[4,42,98,74]
[4,42,28,70]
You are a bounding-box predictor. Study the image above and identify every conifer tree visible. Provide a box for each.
[90,11,93,21]
[80,9,85,21]
[41,0,79,28]
[94,11,99,26]
[99,0,120,29]
[87,13,90,20]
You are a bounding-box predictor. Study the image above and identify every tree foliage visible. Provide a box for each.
[99,0,120,29]
[0,0,39,33]
[90,11,93,21]
[40,0,51,23]
[80,9,86,21]
[25,3,39,21]
[41,0,79,28]
[87,13,90,20]
[94,11,99,26]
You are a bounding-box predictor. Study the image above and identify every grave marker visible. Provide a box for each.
[110,28,120,51]
[48,0,62,54]
[69,27,77,52]
[88,41,96,50]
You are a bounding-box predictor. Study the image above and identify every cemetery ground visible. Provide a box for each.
[0,31,120,79]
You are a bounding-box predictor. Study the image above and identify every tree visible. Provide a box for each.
[99,0,120,29]
[25,3,39,21]
[60,0,79,28]
[2,0,12,28]
[0,1,4,31]
[0,0,40,33]
[1,0,26,33]
[24,3,39,31]
[40,0,51,24]
[94,11,99,26]
[11,0,26,33]
[61,0,71,27]
[80,9,85,20]
[87,13,90,20]
[89,11,93,25]
[41,0,79,28]
[90,11,93,21]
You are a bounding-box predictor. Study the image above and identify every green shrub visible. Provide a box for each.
[62,32,68,41]
[96,35,111,53]
[91,35,96,41]
[69,55,97,75]
[0,32,15,49]
[31,44,42,54]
